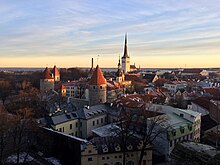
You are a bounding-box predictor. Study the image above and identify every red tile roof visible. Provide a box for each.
[61,85,66,90]
[89,65,106,85]
[204,88,220,97]
[42,67,53,79]
[182,69,202,73]
[125,74,146,84]
[53,65,60,76]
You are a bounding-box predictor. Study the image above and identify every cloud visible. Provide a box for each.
[0,0,220,67]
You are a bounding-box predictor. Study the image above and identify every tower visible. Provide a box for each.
[53,65,60,82]
[115,56,124,83]
[122,34,130,73]
[89,65,106,105]
[40,67,54,91]
[88,58,94,79]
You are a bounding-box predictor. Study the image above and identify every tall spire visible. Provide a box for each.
[123,33,129,58]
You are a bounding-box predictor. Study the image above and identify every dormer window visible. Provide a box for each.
[180,126,184,133]
[115,144,121,151]
[127,144,133,150]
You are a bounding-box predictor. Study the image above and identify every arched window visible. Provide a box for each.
[126,161,134,165]
[114,162,122,165]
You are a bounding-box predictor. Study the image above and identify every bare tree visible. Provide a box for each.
[0,80,11,105]
[112,105,167,165]
[0,108,14,164]
[10,108,36,165]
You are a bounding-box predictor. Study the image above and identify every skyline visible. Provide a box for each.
[1,0,220,68]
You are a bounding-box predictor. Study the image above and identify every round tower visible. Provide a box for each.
[40,67,54,91]
[89,65,106,105]
[53,65,60,82]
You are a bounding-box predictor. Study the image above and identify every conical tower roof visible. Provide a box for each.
[89,65,106,85]
[42,67,53,79]
[53,65,60,76]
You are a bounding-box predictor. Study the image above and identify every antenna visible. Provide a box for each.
[97,54,100,65]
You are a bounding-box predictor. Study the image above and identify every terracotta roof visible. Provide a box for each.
[125,74,146,84]
[182,69,202,73]
[192,97,211,111]
[204,88,220,97]
[42,67,53,79]
[89,65,106,85]
[53,65,60,76]
[61,85,66,90]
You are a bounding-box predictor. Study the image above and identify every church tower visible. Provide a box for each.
[115,57,124,83]
[89,65,107,105]
[122,34,130,73]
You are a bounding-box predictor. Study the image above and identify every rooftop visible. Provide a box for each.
[89,65,106,85]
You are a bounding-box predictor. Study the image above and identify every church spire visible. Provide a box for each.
[123,33,129,58]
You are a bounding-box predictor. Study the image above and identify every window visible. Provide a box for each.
[115,156,118,159]
[180,127,184,134]
[62,127,64,132]
[101,118,103,123]
[59,128,62,132]
[126,161,134,165]
[70,124,72,129]
[114,162,122,165]
[88,150,92,153]
[100,86,102,89]
[143,160,147,165]
[76,122,78,128]
[119,155,122,158]
[107,156,109,159]
[88,157,93,161]
[80,122,82,127]
[93,86,96,89]
[170,140,173,147]
[180,114,184,117]
[97,119,99,125]
[93,121,95,126]
[102,157,105,160]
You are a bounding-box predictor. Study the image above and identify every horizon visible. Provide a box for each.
[1,0,220,68]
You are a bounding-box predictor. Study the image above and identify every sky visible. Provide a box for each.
[0,0,220,68]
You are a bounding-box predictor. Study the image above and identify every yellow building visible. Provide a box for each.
[81,140,152,165]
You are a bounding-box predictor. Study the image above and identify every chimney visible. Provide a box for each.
[91,58,94,69]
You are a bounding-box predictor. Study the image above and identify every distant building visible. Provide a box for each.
[89,65,107,105]
[181,69,209,77]
[122,34,130,73]
[40,67,55,91]
[163,81,187,95]
[53,65,60,82]
[115,57,124,83]
[40,66,61,91]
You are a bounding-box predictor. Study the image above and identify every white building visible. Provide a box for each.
[164,81,187,95]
